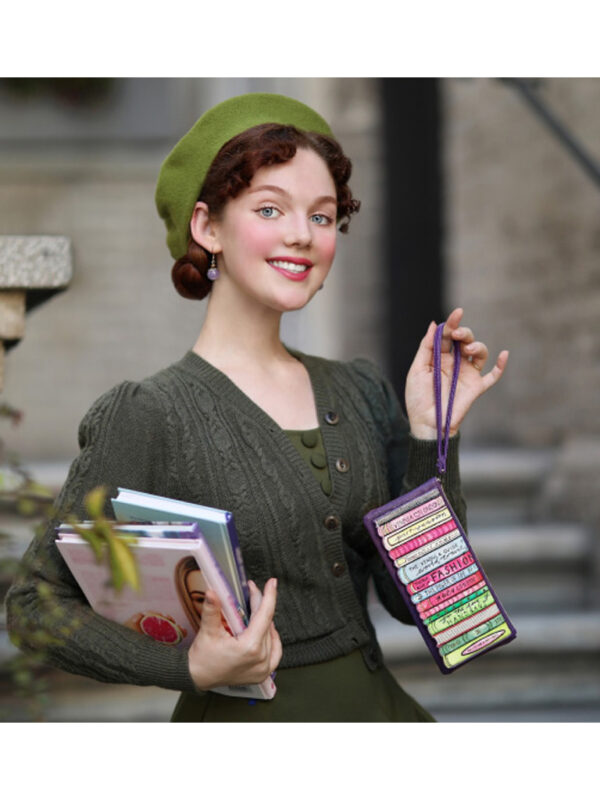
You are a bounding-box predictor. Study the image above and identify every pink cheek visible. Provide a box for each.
[320,235,337,265]
[240,221,278,253]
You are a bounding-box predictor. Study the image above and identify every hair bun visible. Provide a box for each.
[171,242,211,300]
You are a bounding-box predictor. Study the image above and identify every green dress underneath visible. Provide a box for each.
[171,427,435,723]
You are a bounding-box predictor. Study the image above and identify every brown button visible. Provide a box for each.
[335,457,349,473]
[331,562,346,577]
[324,514,340,530]
[325,411,340,425]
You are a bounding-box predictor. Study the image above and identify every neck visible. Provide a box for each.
[192,279,293,370]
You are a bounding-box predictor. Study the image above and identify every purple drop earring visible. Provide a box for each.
[207,252,220,281]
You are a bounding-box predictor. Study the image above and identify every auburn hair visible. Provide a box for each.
[171,123,360,300]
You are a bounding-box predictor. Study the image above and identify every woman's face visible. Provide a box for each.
[209,147,338,313]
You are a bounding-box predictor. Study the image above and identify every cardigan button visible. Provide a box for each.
[310,452,327,469]
[335,457,349,473]
[331,562,346,577]
[301,429,318,448]
[324,514,340,530]
[324,411,340,425]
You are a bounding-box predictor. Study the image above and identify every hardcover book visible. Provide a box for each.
[55,522,276,700]
[111,488,250,617]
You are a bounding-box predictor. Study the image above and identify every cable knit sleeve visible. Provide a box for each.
[5,380,198,694]
[351,358,467,626]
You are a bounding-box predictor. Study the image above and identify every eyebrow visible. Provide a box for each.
[249,184,337,205]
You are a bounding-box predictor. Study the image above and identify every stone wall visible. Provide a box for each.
[443,78,600,448]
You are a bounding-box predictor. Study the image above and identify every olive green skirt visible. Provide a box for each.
[171,649,435,722]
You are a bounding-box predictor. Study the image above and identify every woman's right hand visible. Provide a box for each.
[187,578,282,691]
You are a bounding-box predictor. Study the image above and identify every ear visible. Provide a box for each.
[189,202,222,253]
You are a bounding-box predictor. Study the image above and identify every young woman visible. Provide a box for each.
[7,92,508,722]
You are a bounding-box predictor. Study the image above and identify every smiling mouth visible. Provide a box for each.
[267,259,312,274]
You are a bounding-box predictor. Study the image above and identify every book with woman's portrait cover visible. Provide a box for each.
[55,521,276,700]
[110,487,250,616]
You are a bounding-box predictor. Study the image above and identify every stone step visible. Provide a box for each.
[468,523,592,610]
[376,606,600,720]
[469,522,590,560]
[0,671,178,723]
[371,606,600,660]
[391,654,600,721]
[460,448,555,526]
[459,448,554,494]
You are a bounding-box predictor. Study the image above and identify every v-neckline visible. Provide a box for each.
[179,346,347,507]
[185,345,320,434]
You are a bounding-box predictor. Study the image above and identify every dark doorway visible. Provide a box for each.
[380,78,444,412]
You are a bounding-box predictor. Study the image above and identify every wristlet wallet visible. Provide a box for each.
[363,323,517,673]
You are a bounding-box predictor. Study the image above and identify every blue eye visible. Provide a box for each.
[311,214,331,225]
[258,206,280,219]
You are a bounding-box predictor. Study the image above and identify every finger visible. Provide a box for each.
[248,579,263,616]
[452,326,475,345]
[442,308,464,351]
[200,589,224,635]
[481,350,509,391]
[268,623,283,672]
[246,578,278,638]
[463,340,488,369]
[443,308,464,335]
[410,320,437,371]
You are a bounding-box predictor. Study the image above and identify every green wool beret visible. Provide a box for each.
[155,92,334,260]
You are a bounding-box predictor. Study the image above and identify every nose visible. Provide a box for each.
[283,214,312,248]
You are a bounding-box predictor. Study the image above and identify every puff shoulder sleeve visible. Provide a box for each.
[5,380,198,694]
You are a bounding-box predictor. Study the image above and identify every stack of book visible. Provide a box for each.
[56,487,276,700]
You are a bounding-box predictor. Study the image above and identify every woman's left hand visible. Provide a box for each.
[405,308,509,440]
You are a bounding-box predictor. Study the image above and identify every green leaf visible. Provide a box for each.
[71,523,104,562]
[106,533,140,593]
[84,485,108,519]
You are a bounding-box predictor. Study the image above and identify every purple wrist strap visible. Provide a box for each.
[434,323,461,476]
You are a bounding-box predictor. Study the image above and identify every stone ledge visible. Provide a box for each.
[0,235,72,289]
[0,236,73,372]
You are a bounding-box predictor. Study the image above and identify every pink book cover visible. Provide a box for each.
[56,532,276,700]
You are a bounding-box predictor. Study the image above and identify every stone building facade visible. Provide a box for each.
[444,78,600,449]
[443,77,600,532]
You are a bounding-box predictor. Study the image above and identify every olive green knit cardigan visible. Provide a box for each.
[6,348,465,694]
